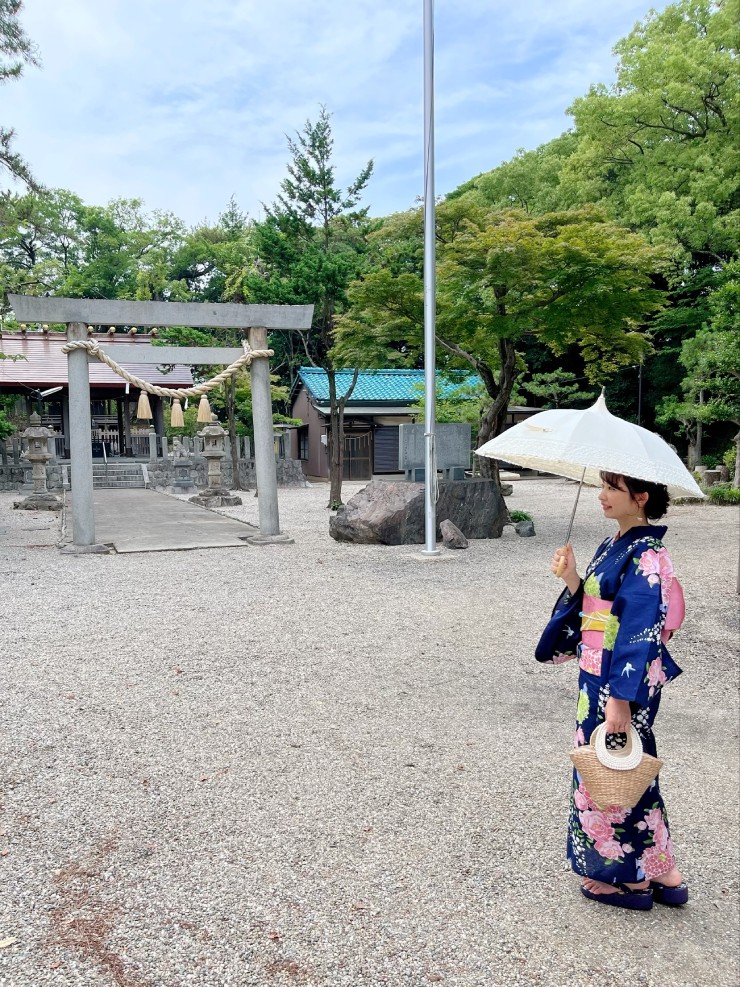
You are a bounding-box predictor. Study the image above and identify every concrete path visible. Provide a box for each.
[77,488,258,552]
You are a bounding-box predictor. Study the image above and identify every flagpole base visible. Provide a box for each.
[246,533,295,546]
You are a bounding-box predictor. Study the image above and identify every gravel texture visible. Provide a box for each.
[1,477,738,987]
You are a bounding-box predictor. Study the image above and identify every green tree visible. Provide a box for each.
[565,0,739,265]
[61,198,187,301]
[0,189,85,307]
[236,108,373,507]
[447,1,738,434]
[452,132,580,215]
[166,197,255,304]
[1,1,39,188]
[660,263,740,483]
[0,393,16,437]
[336,200,667,479]
[521,370,596,409]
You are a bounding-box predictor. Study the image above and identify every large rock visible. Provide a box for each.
[329,480,507,545]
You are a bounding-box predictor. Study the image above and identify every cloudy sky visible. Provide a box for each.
[10,0,668,228]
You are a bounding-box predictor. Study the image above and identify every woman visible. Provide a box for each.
[536,472,689,910]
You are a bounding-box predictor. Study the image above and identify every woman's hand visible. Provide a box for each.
[551,543,580,593]
[604,697,632,735]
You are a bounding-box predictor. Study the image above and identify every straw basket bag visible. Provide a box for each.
[570,724,663,809]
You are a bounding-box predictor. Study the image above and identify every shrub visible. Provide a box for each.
[707,483,740,505]
[723,446,737,477]
[509,509,533,522]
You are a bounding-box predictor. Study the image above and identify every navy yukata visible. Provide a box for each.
[536,525,684,884]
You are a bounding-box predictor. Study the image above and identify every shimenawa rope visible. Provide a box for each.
[60,338,272,400]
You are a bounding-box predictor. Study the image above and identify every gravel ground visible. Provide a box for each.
[1,477,738,987]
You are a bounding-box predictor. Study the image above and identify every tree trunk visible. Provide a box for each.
[687,421,700,470]
[327,371,343,508]
[475,338,517,486]
[688,389,706,468]
[326,367,360,509]
[226,377,242,490]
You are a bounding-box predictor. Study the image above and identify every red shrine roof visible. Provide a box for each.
[0,332,194,390]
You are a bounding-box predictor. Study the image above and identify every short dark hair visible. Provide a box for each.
[600,471,670,520]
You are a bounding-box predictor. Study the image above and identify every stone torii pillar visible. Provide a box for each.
[248,325,292,545]
[8,295,314,551]
[66,322,97,547]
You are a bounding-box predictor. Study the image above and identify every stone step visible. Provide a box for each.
[93,480,145,488]
[93,473,144,479]
[93,467,142,476]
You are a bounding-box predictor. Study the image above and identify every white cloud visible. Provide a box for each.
[9,0,669,225]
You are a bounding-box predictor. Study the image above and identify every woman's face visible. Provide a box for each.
[598,476,645,524]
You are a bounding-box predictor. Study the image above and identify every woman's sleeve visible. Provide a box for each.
[535,582,583,664]
[601,546,681,705]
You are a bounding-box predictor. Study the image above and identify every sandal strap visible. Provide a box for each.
[615,882,651,896]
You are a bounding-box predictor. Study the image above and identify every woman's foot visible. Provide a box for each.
[582,878,649,895]
[580,879,653,910]
[650,867,689,906]
[650,867,683,888]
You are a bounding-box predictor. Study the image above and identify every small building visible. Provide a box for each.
[0,330,193,458]
[290,367,543,480]
[289,368,543,480]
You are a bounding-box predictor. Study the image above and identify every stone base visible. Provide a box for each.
[59,542,113,555]
[14,493,62,511]
[163,483,198,495]
[247,533,295,546]
[189,491,243,508]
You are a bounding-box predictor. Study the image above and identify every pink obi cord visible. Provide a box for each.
[578,594,611,674]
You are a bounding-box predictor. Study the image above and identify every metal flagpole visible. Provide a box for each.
[422,0,440,556]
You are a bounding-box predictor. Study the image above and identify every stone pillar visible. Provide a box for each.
[66,323,96,544]
[149,424,158,461]
[248,327,291,544]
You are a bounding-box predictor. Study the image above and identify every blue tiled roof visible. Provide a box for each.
[298,368,479,403]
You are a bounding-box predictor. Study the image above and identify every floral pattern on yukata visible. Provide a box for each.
[567,674,676,883]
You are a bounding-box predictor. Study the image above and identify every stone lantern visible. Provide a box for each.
[189,414,242,508]
[14,412,62,511]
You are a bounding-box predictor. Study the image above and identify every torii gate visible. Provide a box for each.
[9,295,313,550]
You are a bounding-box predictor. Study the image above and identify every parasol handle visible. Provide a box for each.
[553,467,587,579]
